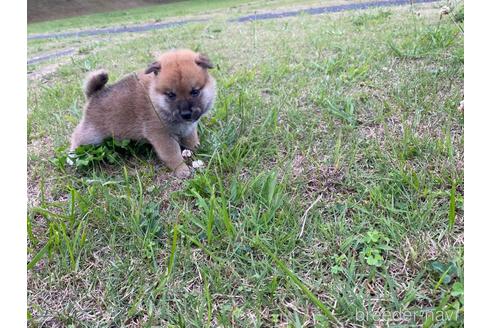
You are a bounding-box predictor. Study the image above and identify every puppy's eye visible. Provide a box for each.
[190,89,200,97]
[165,92,176,100]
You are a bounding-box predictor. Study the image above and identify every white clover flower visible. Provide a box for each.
[440,6,450,16]
[66,152,76,166]
[192,160,205,169]
[182,149,193,158]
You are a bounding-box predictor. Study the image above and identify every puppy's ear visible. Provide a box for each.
[195,54,214,69]
[145,61,161,75]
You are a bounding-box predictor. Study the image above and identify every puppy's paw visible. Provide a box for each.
[174,163,191,179]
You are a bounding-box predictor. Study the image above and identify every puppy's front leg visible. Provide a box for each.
[181,127,200,151]
[148,134,190,178]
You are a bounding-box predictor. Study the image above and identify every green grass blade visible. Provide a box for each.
[167,223,179,277]
[191,189,210,212]
[30,207,70,221]
[333,130,343,169]
[448,179,456,230]
[206,194,215,243]
[434,266,452,291]
[27,241,51,270]
[27,215,38,247]
[254,238,337,323]
[180,228,225,265]
[201,269,212,327]
[215,175,236,238]
[59,222,75,270]
[69,187,76,225]
[155,223,180,294]
[266,172,277,206]
[219,199,235,239]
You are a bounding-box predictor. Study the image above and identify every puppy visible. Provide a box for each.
[70,49,216,178]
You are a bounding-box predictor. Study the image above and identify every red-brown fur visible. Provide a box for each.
[70,49,216,178]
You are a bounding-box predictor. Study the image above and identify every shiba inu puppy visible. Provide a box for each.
[70,49,216,178]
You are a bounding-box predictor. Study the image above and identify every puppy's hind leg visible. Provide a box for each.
[70,121,105,151]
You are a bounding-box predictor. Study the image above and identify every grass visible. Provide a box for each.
[27,0,332,34]
[27,1,464,326]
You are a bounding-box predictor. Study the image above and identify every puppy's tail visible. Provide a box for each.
[84,69,108,98]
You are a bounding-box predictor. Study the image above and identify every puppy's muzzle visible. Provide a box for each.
[180,107,202,122]
[178,101,201,121]
[181,110,193,121]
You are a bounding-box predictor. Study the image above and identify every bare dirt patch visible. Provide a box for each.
[28,0,181,23]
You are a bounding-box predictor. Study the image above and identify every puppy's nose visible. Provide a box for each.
[181,111,192,120]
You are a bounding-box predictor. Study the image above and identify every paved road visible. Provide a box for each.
[27,48,77,65]
[28,19,206,40]
[27,0,439,65]
[234,0,438,22]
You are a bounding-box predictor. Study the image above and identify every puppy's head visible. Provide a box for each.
[145,49,216,124]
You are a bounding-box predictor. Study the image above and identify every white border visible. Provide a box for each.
[7,0,483,325]
[465,0,492,326]
[1,1,27,325]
